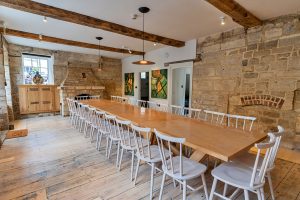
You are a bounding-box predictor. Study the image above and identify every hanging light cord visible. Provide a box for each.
[98,39,101,69]
[142,12,145,60]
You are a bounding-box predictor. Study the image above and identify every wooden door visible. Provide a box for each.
[27,86,40,113]
[39,86,53,112]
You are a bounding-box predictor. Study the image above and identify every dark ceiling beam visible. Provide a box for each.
[0,0,185,47]
[205,0,262,28]
[0,28,144,55]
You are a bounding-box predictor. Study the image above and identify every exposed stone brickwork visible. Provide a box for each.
[193,14,300,142]
[0,35,9,130]
[8,44,122,119]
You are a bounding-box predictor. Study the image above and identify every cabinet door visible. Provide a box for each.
[39,86,53,111]
[27,86,40,113]
[54,88,60,111]
[18,87,28,114]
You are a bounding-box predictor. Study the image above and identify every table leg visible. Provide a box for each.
[190,150,207,162]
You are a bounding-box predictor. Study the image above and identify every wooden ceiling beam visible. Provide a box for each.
[0,0,185,47]
[0,28,144,55]
[205,0,262,28]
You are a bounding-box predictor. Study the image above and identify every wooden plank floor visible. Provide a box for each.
[0,116,299,200]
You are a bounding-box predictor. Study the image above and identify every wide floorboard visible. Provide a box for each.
[0,116,299,200]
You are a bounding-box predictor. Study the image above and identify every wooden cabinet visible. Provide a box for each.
[18,85,60,114]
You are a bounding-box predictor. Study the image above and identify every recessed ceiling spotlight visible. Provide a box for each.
[220,16,225,26]
[153,43,157,46]
[43,16,47,23]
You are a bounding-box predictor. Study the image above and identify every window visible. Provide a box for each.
[141,72,146,79]
[22,53,53,84]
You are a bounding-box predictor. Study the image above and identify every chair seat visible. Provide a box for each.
[163,156,207,180]
[212,161,264,190]
[232,152,274,172]
[137,145,170,163]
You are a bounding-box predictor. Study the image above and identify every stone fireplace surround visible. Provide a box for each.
[58,63,105,116]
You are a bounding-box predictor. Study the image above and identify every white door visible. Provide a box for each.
[172,68,186,106]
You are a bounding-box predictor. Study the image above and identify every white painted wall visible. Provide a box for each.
[122,39,196,105]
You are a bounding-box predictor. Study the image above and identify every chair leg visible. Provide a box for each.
[115,142,120,166]
[90,127,95,142]
[130,151,134,181]
[183,180,187,200]
[105,137,109,157]
[150,163,155,199]
[118,148,124,171]
[257,188,262,200]
[223,183,228,196]
[209,178,218,200]
[96,131,100,150]
[134,158,140,185]
[201,174,209,200]
[108,139,113,159]
[159,173,166,200]
[267,171,275,200]
[244,190,249,200]
[97,132,103,150]
[261,187,265,200]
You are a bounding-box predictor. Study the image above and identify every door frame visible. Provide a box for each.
[169,62,193,107]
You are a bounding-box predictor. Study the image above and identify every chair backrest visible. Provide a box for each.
[250,133,276,188]
[131,124,152,159]
[157,103,169,112]
[95,110,106,131]
[182,108,202,120]
[154,129,186,178]
[128,97,138,106]
[111,95,117,101]
[226,114,256,131]
[169,105,184,116]
[268,126,284,169]
[86,106,96,123]
[104,114,118,139]
[137,100,147,108]
[204,110,225,125]
[148,101,158,110]
[117,96,128,103]
[116,118,135,148]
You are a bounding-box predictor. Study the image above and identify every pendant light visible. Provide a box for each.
[96,36,103,71]
[132,7,155,65]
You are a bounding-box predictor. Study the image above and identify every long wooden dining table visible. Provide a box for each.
[81,99,267,162]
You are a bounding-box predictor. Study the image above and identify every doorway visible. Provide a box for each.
[171,67,192,107]
[140,72,149,101]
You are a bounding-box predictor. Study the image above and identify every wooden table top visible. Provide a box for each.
[82,99,267,162]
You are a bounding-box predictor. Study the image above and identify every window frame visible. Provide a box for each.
[22,53,54,85]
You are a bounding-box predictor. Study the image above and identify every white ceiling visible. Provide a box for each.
[0,0,299,58]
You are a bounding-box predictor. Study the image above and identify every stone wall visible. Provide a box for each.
[0,35,9,130]
[193,14,300,142]
[8,44,122,119]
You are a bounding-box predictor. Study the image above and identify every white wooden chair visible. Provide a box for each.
[204,110,226,125]
[105,114,121,167]
[154,129,209,200]
[131,124,169,199]
[95,110,110,151]
[83,106,96,138]
[169,105,184,116]
[115,118,135,179]
[117,96,128,103]
[226,114,256,131]
[78,103,89,132]
[111,95,117,102]
[157,103,169,112]
[209,133,276,200]
[232,126,284,200]
[183,108,202,120]
[137,100,147,108]
[128,97,138,106]
[148,101,158,110]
